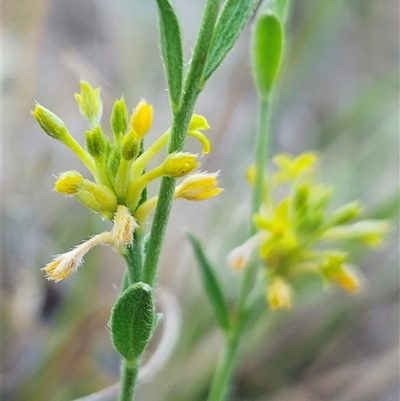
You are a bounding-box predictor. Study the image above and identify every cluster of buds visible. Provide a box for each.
[228,153,388,310]
[34,81,222,281]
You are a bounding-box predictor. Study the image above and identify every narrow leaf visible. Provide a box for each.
[187,232,230,332]
[202,0,260,84]
[251,12,284,99]
[110,282,154,362]
[156,0,183,111]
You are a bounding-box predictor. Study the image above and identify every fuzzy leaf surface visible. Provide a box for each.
[110,282,154,362]
[156,0,183,110]
[202,0,260,84]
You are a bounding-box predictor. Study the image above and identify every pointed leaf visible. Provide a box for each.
[187,232,230,332]
[156,0,183,111]
[251,12,284,99]
[202,0,260,84]
[110,282,154,362]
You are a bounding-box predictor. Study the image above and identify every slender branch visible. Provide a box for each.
[206,97,272,401]
[238,97,271,314]
[124,232,144,284]
[207,335,240,401]
[118,361,140,401]
[143,0,223,287]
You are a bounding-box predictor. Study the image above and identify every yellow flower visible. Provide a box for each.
[130,100,153,139]
[267,277,292,310]
[175,172,223,201]
[163,152,199,178]
[42,206,137,282]
[34,80,222,281]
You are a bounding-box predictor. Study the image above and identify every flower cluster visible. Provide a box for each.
[228,153,388,310]
[34,81,222,281]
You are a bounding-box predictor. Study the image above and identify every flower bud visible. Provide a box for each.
[110,97,128,142]
[322,220,388,246]
[33,105,70,142]
[163,152,199,178]
[267,277,292,310]
[121,130,140,160]
[130,100,153,139]
[54,171,83,195]
[85,126,108,157]
[74,81,103,128]
[327,201,362,226]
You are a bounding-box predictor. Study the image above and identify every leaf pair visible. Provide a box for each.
[156,0,262,110]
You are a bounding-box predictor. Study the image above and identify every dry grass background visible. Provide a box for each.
[2,1,399,400]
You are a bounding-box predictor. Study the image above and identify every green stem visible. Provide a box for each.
[124,232,144,284]
[252,97,271,224]
[237,97,271,315]
[118,360,140,401]
[143,0,223,287]
[207,335,241,401]
[207,97,272,401]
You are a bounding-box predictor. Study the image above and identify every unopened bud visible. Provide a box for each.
[74,81,103,128]
[130,100,153,139]
[121,130,140,160]
[33,105,70,142]
[328,201,362,226]
[110,97,128,141]
[85,126,108,157]
[267,277,292,310]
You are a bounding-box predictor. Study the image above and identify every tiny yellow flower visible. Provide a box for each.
[273,152,317,183]
[175,172,223,201]
[43,206,138,281]
[74,81,103,128]
[332,264,360,292]
[131,100,153,139]
[267,277,292,310]
[43,231,113,282]
[34,81,220,282]
[189,114,210,132]
[54,171,84,195]
[163,152,199,178]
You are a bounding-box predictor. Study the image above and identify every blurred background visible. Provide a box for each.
[2,0,399,400]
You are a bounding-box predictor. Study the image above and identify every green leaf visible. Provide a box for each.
[110,282,154,362]
[251,12,284,99]
[155,0,183,111]
[202,0,260,84]
[187,232,230,332]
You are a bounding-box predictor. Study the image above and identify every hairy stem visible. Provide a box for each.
[143,0,223,287]
[118,360,139,401]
